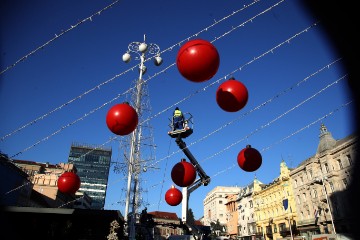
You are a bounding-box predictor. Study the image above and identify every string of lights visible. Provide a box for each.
[4,85,349,209]
[146,65,345,168]
[2,0,350,213]
[58,196,84,208]
[24,21,322,164]
[199,75,348,164]
[136,21,321,128]
[0,0,120,76]
[108,99,352,207]
[0,0,284,142]
[210,100,353,178]
[4,98,351,207]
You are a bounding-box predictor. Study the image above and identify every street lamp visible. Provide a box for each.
[122,34,162,240]
[312,157,337,235]
[313,177,337,234]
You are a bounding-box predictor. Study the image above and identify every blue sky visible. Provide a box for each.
[0,0,355,220]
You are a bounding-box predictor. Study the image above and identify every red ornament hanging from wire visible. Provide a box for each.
[216,77,249,112]
[171,158,196,187]
[106,102,138,136]
[57,171,81,194]
[165,185,183,206]
[237,145,262,172]
[176,39,220,83]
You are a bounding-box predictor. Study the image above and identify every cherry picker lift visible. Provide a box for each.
[168,112,211,237]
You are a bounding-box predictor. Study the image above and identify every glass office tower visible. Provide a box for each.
[68,142,112,210]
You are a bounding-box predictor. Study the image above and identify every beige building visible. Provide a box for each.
[290,124,357,238]
[237,179,260,239]
[225,193,239,239]
[203,186,241,226]
[13,160,87,208]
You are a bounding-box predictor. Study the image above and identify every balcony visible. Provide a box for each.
[297,218,316,226]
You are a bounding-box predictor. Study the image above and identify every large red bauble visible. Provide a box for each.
[176,39,220,83]
[171,158,196,187]
[216,78,249,112]
[237,145,262,172]
[165,185,183,206]
[106,103,138,136]
[57,172,81,194]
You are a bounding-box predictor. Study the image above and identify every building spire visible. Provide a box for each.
[316,123,336,154]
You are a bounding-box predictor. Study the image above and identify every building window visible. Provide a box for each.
[219,200,223,204]
[294,179,298,188]
[249,200,253,208]
[302,193,307,201]
[313,189,318,198]
[279,223,286,232]
[337,159,343,169]
[328,181,335,192]
[297,195,301,204]
[346,154,352,165]
[300,177,303,184]
[308,170,313,179]
[324,163,329,173]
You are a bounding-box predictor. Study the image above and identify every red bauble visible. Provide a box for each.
[171,159,196,187]
[176,39,220,83]
[165,185,183,206]
[106,103,138,136]
[237,145,262,172]
[216,78,248,112]
[57,172,81,194]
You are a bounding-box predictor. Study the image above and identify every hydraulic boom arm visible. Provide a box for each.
[175,136,211,227]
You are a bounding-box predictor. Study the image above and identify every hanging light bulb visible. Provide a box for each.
[139,43,148,53]
[122,52,131,63]
[139,65,147,74]
[154,55,163,66]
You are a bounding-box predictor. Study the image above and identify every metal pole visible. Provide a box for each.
[317,158,336,234]
[283,184,293,240]
[122,34,162,240]
[321,177,337,234]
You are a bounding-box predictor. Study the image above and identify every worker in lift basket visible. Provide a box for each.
[172,107,185,131]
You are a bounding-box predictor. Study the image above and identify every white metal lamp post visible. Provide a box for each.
[122,34,162,240]
[313,158,336,235]
[313,176,337,234]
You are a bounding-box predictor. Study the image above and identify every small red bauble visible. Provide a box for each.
[216,78,249,112]
[176,39,220,83]
[171,158,196,187]
[57,172,81,194]
[106,103,138,136]
[237,145,262,172]
[165,185,183,206]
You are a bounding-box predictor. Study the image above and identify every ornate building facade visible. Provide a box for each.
[206,124,356,240]
[290,124,357,238]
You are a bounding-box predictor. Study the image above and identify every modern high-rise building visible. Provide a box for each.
[67,142,112,210]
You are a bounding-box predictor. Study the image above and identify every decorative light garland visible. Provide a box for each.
[0,0,120,76]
